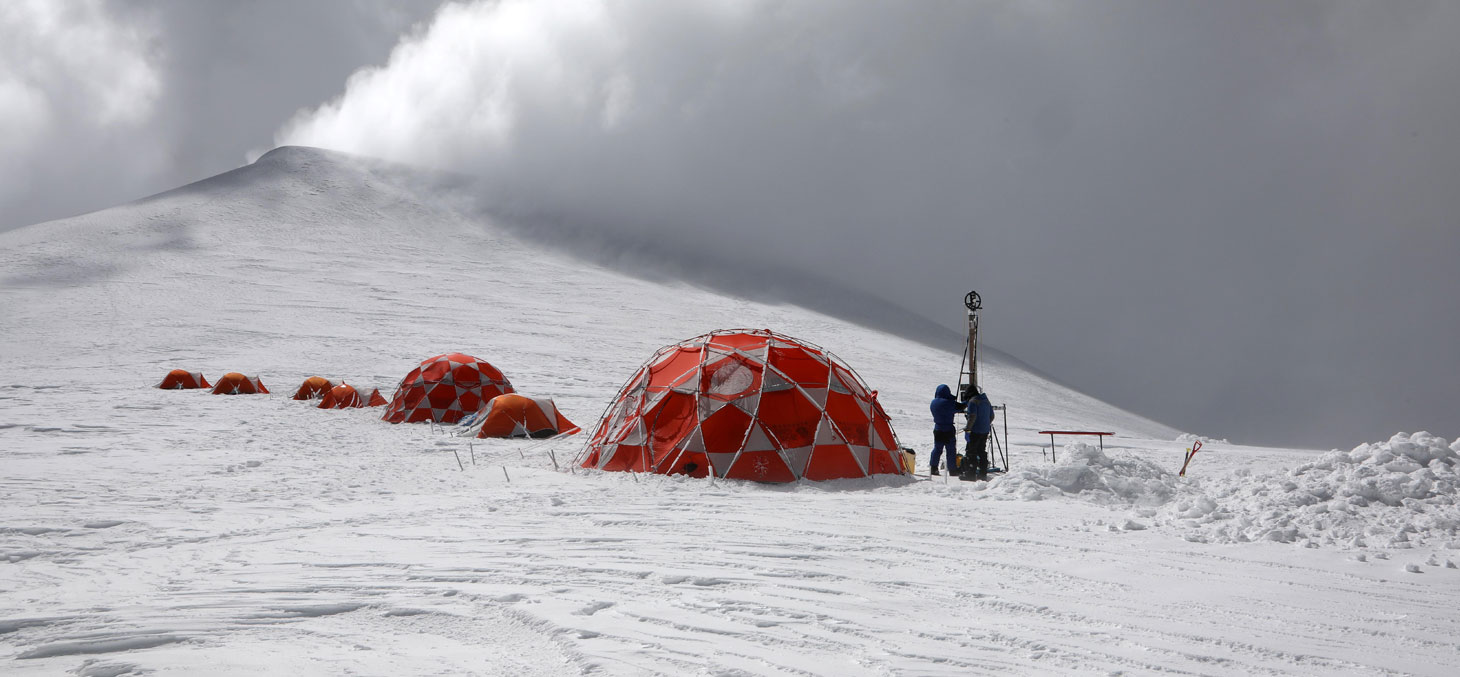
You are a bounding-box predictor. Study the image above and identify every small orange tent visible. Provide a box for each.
[382,353,513,424]
[157,369,210,389]
[318,384,387,409]
[212,373,269,395]
[471,394,579,439]
[292,376,340,400]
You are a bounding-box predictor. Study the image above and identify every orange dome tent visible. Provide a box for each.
[212,372,268,395]
[291,376,340,400]
[382,353,513,424]
[319,383,387,409]
[578,329,908,482]
[157,369,210,389]
[469,394,580,439]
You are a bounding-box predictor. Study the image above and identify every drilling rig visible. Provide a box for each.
[956,290,981,403]
[955,290,1008,478]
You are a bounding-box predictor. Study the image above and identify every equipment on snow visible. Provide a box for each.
[954,290,1009,480]
[957,290,982,402]
[1179,439,1203,477]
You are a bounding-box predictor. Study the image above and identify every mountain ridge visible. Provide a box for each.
[0,144,1179,440]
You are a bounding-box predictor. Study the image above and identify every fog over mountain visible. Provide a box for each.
[0,0,442,230]
[6,1,1459,448]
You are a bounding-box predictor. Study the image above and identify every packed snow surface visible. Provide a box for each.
[2,147,1458,675]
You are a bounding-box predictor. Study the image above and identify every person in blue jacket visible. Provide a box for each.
[928,384,965,475]
[962,389,996,481]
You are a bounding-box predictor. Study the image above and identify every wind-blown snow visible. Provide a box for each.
[2,147,1458,675]
[977,434,1460,552]
[1163,432,1460,548]
[978,443,1181,507]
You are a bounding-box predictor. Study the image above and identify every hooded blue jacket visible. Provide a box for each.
[968,393,995,434]
[930,384,965,432]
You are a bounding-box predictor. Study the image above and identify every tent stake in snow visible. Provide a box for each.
[501,466,511,483]
[453,449,465,471]
[549,449,559,471]
[469,441,476,465]
[1179,440,1203,477]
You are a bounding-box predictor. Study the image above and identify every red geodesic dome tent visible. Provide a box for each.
[578,329,908,482]
[382,353,513,424]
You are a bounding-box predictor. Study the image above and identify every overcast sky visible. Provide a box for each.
[5,1,1457,449]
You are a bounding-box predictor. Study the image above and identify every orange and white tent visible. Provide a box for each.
[319,383,387,409]
[469,394,579,439]
[291,376,340,400]
[578,329,908,482]
[212,372,268,395]
[157,369,210,390]
[382,353,513,424]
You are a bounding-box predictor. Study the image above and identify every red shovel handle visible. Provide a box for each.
[1178,440,1203,477]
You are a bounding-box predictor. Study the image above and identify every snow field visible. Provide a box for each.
[2,147,1458,675]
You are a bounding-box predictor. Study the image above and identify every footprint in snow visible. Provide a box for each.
[573,601,614,616]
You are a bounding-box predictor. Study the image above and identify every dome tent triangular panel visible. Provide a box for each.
[467,393,580,439]
[211,373,268,395]
[382,353,513,424]
[157,369,210,390]
[578,329,908,482]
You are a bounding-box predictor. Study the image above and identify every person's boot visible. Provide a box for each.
[930,465,940,476]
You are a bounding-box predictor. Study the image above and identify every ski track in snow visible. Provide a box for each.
[2,147,1458,675]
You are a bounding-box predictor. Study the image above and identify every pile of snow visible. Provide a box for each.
[1163,432,1460,548]
[974,433,1460,553]
[978,443,1183,507]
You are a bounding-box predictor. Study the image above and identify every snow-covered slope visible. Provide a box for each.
[1,147,1457,675]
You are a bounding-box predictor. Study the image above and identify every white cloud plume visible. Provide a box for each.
[0,0,443,231]
[277,0,1460,448]
[0,0,162,206]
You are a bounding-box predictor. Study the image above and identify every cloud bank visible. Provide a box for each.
[1,1,165,227]
[276,0,1460,448]
[0,0,443,231]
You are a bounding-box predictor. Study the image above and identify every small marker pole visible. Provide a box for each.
[453,449,465,471]
[501,466,511,483]
[548,450,559,471]
[469,441,476,465]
